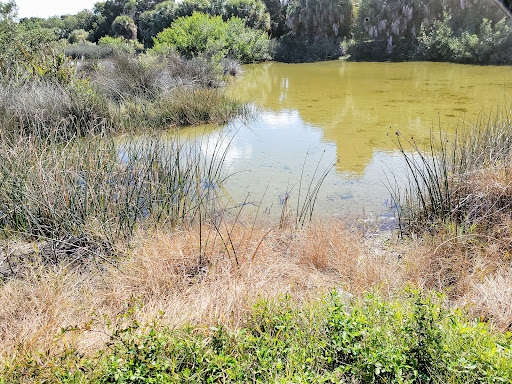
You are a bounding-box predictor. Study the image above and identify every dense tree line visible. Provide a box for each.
[4,0,512,63]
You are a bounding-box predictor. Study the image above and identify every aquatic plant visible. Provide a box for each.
[390,106,512,234]
[0,133,228,242]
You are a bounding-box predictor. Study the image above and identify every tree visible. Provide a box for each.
[286,0,353,39]
[354,0,439,53]
[138,1,175,46]
[354,0,510,54]
[0,0,19,69]
[112,15,137,39]
[261,0,288,37]
[174,0,213,18]
[222,0,270,31]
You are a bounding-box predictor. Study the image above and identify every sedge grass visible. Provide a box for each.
[0,133,228,243]
[391,106,512,235]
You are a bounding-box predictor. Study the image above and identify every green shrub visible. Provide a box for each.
[151,12,272,63]
[98,36,143,55]
[419,15,512,64]
[350,0,512,62]
[11,291,511,383]
[286,0,353,40]
[68,28,89,44]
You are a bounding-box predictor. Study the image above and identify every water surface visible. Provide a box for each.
[185,61,512,221]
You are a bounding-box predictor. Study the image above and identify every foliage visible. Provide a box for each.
[151,12,272,63]
[222,0,270,31]
[274,0,352,62]
[275,32,344,62]
[4,291,512,382]
[261,0,288,37]
[98,35,144,54]
[112,15,138,39]
[419,15,512,64]
[68,28,90,43]
[286,0,353,40]
[138,1,176,46]
[349,0,512,61]
[174,0,215,18]
[19,10,100,41]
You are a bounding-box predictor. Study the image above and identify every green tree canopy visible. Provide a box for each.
[354,0,509,53]
[222,0,270,31]
[138,1,175,46]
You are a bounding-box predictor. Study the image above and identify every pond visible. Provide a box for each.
[181,61,512,223]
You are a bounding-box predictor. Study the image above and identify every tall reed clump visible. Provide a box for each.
[389,106,512,303]
[391,107,512,235]
[0,48,245,141]
[0,79,112,140]
[0,133,228,243]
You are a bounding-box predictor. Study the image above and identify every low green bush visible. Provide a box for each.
[4,291,511,383]
[98,36,144,56]
[151,12,272,64]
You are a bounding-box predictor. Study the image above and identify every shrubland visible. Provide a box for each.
[1,0,512,382]
[8,0,512,64]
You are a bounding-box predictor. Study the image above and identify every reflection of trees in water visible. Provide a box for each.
[229,62,512,173]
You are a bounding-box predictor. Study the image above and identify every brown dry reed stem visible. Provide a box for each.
[0,222,391,363]
[2,220,512,366]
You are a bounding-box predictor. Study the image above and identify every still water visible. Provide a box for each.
[184,61,512,221]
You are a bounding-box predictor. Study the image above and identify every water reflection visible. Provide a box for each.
[180,61,512,219]
[228,61,512,173]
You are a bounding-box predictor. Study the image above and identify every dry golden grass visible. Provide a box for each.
[1,218,512,365]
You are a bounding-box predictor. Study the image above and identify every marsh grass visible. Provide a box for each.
[2,217,512,382]
[0,79,113,140]
[0,133,228,243]
[0,52,246,141]
[391,107,512,235]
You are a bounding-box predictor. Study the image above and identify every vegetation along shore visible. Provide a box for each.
[1,0,512,382]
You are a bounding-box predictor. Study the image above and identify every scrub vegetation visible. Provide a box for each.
[6,0,512,63]
[2,0,512,382]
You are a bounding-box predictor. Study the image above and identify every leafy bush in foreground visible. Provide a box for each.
[4,291,512,383]
[151,12,272,63]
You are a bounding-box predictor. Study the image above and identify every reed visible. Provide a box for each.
[390,106,512,235]
[0,52,246,141]
[0,133,228,243]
